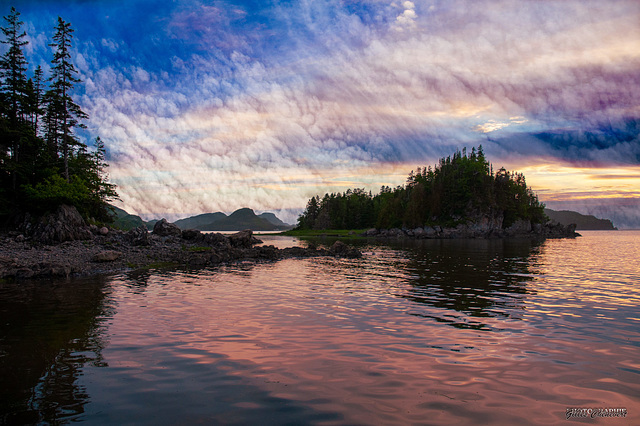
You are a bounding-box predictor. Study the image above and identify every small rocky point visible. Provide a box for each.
[0,205,363,280]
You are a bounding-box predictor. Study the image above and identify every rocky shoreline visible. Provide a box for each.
[1,205,579,281]
[1,206,362,281]
[361,218,579,239]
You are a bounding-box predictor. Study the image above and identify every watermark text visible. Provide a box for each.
[566,407,627,420]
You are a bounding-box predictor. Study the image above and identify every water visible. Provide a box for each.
[1,231,639,424]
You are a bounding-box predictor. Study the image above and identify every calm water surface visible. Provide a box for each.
[1,231,639,424]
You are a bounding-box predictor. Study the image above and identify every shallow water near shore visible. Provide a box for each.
[1,231,639,424]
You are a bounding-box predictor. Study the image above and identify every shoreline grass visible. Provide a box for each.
[279,229,368,238]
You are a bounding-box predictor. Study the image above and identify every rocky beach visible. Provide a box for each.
[1,204,580,281]
[0,206,361,280]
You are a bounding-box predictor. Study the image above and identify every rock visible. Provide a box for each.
[188,254,208,266]
[93,250,122,262]
[99,226,109,236]
[182,229,201,240]
[423,227,438,238]
[153,218,182,237]
[127,226,151,246]
[256,245,280,260]
[329,240,362,258]
[532,223,543,234]
[15,234,25,242]
[31,205,93,244]
[505,219,532,236]
[228,230,261,248]
[202,232,231,248]
[363,228,378,237]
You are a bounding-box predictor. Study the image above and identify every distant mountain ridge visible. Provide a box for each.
[174,212,227,230]
[110,206,292,231]
[544,208,616,230]
[110,205,146,230]
[194,208,292,231]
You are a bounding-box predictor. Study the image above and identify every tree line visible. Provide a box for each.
[0,6,116,223]
[297,146,547,230]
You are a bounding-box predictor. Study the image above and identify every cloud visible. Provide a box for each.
[17,0,640,225]
[393,1,417,31]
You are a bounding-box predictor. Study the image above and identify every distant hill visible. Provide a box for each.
[545,208,616,230]
[258,212,289,227]
[198,208,292,231]
[174,212,227,230]
[109,206,292,232]
[110,205,146,231]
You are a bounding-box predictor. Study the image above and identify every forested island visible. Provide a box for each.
[296,146,576,239]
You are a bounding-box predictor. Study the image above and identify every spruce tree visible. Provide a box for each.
[0,6,28,190]
[47,17,87,182]
[0,7,28,124]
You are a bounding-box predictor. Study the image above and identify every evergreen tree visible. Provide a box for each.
[27,65,45,134]
[0,7,118,224]
[47,17,87,182]
[296,146,547,231]
[0,6,28,190]
[0,7,28,124]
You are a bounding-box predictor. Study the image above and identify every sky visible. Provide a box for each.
[6,0,640,227]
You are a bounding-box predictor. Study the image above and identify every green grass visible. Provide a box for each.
[280,229,368,238]
[187,246,212,253]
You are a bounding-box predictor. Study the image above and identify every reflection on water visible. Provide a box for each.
[0,277,113,424]
[368,239,540,329]
[1,231,639,424]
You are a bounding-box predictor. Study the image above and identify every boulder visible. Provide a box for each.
[153,218,182,237]
[127,226,151,246]
[228,229,261,248]
[181,229,201,240]
[30,205,93,244]
[423,227,438,238]
[329,240,362,258]
[505,219,532,236]
[98,226,109,236]
[202,232,231,248]
[363,228,378,237]
[93,250,122,262]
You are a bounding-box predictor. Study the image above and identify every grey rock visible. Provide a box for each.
[364,228,378,237]
[329,240,362,258]
[228,230,261,248]
[127,226,151,246]
[181,229,201,240]
[202,232,231,248]
[506,219,532,236]
[99,226,109,236]
[93,250,122,262]
[423,227,438,238]
[153,218,182,237]
[31,205,93,244]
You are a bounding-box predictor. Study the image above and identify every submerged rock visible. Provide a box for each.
[330,240,362,258]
